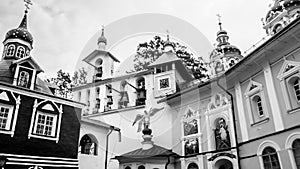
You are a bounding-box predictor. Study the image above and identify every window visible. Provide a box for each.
[292,139,300,169]
[277,60,300,111]
[136,77,146,106]
[253,95,264,117]
[138,165,145,169]
[262,147,281,169]
[293,79,300,102]
[28,101,62,142]
[33,112,57,137]
[16,46,25,58]
[79,134,97,155]
[6,45,15,56]
[0,92,21,137]
[245,80,269,125]
[159,77,170,89]
[18,71,30,88]
[187,163,199,169]
[0,105,13,130]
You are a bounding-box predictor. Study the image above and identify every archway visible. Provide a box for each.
[214,159,233,169]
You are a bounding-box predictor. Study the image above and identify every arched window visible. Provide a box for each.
[187,162,199,169]
[16,46,25,58]
[292,139,300,169]
[253,95,264,117]
[79,134,97,155]
[262,146,281,169]
[124,166,131,169]
[95,58,103,78]
[136,77,146,106]
[137,165,145,169]
[6,45,15,56]
[293,79,300,102]
[18,71,30,88]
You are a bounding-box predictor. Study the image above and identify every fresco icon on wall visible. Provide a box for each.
[184,138,199,155]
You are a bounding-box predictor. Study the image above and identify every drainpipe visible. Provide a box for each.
[105,126,121,169]
[165,156,170,169]
[217,78,241,169]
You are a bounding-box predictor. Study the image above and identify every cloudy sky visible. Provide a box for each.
[0,0,271,77]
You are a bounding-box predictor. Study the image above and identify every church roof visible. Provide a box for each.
[115,144,178,159]
[4,11,33,47]
[148,51,180,67]
[0,60,52,95]
[83,50,120,63]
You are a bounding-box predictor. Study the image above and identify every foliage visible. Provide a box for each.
[46,67,87,99]
[132,36,209,81]
[72,67,88,87]
[46,69,72,99]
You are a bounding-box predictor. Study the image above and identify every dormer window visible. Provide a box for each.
[17,70,30,88]
[16,46,25,58]
[6,44,15,57]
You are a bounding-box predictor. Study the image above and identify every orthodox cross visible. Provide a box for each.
[24,0,33,12]
[217,14,222,30]
[166,29,170,41]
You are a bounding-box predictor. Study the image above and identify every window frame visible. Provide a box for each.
[18,70,30,88]
[286,132,300,169]
[0,104,14,131]
[0,92,21,137]
[33,111,57,137]
[158,76,171,90]
[245,80,269,126]
[277,59,300,111]
[16,46,25,58]
[6,44,15,57]
[28,100,63,143]
[257,141,282,169]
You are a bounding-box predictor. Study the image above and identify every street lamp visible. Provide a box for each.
[105,126,121,169]
[0,156,7,169]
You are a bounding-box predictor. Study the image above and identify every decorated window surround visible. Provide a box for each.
[28,99,63,143]
[257,140,283,169]
[157,75,171,90]
[16,46,25,58]
[285,132,300,169]
[6,44,15,57]
[0,91,21,137]
[181,106,201,156]
[13,65,36,90]
[244,80,269,126]
[277,59,300,111]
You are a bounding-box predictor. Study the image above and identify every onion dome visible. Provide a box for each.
[97,27,107,45]
[283,0,300,7]
[163,33,175,52]
[4,11,33,47]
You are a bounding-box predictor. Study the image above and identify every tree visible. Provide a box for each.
[46,69,72,99]
[132,36,209,81]
[72,67,87,87]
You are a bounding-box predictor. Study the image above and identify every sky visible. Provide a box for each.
[0,0,272,78]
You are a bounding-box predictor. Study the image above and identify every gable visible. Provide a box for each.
[12,56,43,73]
[245,80,263,96]
[277,59,300,80]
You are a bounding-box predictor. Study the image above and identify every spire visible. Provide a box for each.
[19,10,28,29]
[98,26,107,50]
[217,14,222,30]
[164,30,174,52]
[215,14,229,47]
[20,0,32,29]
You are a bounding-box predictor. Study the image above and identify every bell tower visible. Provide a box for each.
[83,27,120,82]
